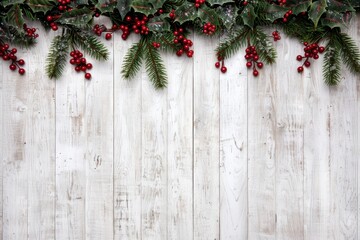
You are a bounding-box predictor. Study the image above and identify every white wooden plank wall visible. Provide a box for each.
[1,17,360,240]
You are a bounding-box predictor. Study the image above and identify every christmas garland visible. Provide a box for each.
[0,0,359,88]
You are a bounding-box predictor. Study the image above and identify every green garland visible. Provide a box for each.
[0,0,359,88]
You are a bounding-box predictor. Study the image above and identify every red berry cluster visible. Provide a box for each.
[203,22,216,35]
[174,28,194,58]
[23,24,39,39]
[152,42,161,48]
[92,24,113,40]
[272,30,281,41]
[169,10,176,19]
[269,0,286,5]
[282,9,293,23]
[46,15,59,31]
[118,15,149,40]
[0,44,25,75]
[245,45,263,77]
[69,50,93,79]
[195,0,206,8]
[57,0,72,12]
[215,57,227,73]
[296,42,325,73]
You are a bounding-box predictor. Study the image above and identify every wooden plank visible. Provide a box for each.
[84,32,114,240]
[0,50,3,240]
[327,18,358,240]
[141,49,168,239]
[303,50,331,240]
[2,41,30,240]
[166,49,193,240]
[114,34,142,240]
[55,52,87,239]
[219,47,247,239]
[193,35,220,240]
[26,26,56,240]
[358,14,360,240]
[274,37,304,240]
[248,48,276,239]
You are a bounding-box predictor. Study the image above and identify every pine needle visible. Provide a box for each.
[143,38,168,89]
[334,32,360,74]
[46,34,70,79]
[323,39,341,85]
[251,28,276,64]
[121,39,144,79]
[215,26,251,59]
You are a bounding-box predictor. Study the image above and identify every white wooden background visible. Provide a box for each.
[0,16,359,240]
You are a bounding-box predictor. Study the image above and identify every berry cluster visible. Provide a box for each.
[57,0,72,12]
[0,44,25,75]
[272,30,281,41]
[215,57,227,73]
[118,15,149,40]
[245,45,263,77]
[203,22,216,35]
[46,15,59,31]
[23,24,39,39]
[92,24,113,40]
[194,0,206,8]
[152,42,161,48]
[169,10,176,19]
[296,42,325,73]
[282,9,293,23]
[268,0,286,6]
[69,50,93,79]
[174,28,194,58]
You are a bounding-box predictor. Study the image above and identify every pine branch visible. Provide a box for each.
[70,29,109,61]
[334,32,360,74]
[323,39,341,85]
[46,33,70,79]
[121,39,144,79]
[143,38,168,89]
[156,32,178,53]
[0,22,35,48]
[215,26,251,59]
[251,28,276,64]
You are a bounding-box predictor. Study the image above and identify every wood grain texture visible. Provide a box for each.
[114,34,142,240]
[166,49,193,240]
[193,35,220,240]
[26,27,56,240]
[0,52,3,240]
[248,47,276,240]
[219,47,247,239]
[141,56,168,240]
[274,37,304,240]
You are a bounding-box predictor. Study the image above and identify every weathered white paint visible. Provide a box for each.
[1,19,360,240]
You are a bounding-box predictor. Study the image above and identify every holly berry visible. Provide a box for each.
[272,30,281,41]
[85,73,91,80]
[194,0,205,8]
[253,69,259,76]
[169,10,175,19]
[173,28,194,58]
[70,50,93,79]
[23,24,39,39]
[105,33,112,40]
[296,42,325,74]
[243,45,263,77]
[297,66,304,73]
[152,42,161,48]
[203,22,216,36]
[215,62,220,68]
[9,64,16,71]
[221,66,227,73]
[18,68,25,75]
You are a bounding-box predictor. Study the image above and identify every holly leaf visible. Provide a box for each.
[131,1,157,15]
[174,2,198,24]
[95,0,117,13]
[309,0,327,27]
[206,0,234,6]
[6,4,25,28]
[320,10,347,29]
[216,4,237,30]
[327,0,355,12]
[56,8,93,27]
[264,4,288,22]
[116,0,132,18]
[2,0,24,7]
[286,0,311,15]
[197,7,222,27]
[240,4,256,29]
[76,0,88,4]
[147,15,170,33]
[27,0,56,13]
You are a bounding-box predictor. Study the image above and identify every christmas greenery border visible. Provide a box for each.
[0,0,360,88]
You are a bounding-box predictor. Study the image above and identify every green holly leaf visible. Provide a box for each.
[131,1,157,15]
[147,15,170,33]
[56,8,93,27]
[197,7,222,27]
[174,2,198,24]
[327,0,355,12]
[216,4,237,30]
[206,0,234,6]
[309,0,327,27]
[264,4,288,22]
[2,0,24,7]
[240,4,256,29]
[286,0,311,15]
[75,0,88,4]
[96,0,117,13]
[321,10,347,29]
[6,4,25,28]
[27,0,56,13]
[117,0,132,18]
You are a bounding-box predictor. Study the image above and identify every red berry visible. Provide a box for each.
[313,54,319,59]
[9,64,16,71]
[86,63,93,69]
[51,25,58,31]
[18,68,25,75]
[297,66,304,73]
[46,16,53,22]
[105,33,112,40]
[304,61,311,67]
[296,55,303,61]
[215,62,220,68]
[257,62,263,68]
[318,46,325,53]
[18,59,25,65]
[221,66,227,73]
[246,62,252,68]
[253,69,259,77]
[85,73,91,80]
